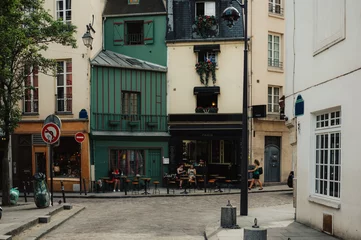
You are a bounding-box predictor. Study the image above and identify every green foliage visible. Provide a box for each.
[195,59,217,86]
[0,0,77,135]
[194,15,217,38]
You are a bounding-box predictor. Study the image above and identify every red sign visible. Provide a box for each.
[41,123,61,144]
[75,132,85,143]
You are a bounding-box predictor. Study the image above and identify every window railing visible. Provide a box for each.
[92,112,168,132]
[55,94,72,113]
[126,33,144,45]
[268,59,283,69]
[268,5,284,16]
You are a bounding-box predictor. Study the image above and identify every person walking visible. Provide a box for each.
[248,159,263,190]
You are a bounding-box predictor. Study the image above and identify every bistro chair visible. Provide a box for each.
[153,181,160,194]
[207,179,217,193]
[131,178,140,194]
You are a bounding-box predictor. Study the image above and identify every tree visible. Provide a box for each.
[0,0,77,206]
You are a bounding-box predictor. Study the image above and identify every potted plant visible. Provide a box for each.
[195,58,217,86]
[193,15,218,38]
[208,107,218,113]
[195,106,204,113]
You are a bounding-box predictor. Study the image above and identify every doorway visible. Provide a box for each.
[35,152,46,174]
[264,136,281,182]
[148,149,161,182]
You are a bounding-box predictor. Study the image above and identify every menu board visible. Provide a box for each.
[211,140,220,163]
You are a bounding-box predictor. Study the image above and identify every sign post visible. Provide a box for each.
[74,132,85,195]
[41,122,61,206]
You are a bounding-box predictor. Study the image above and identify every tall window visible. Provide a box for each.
[268,86,280,112]
[56,0,71,23]
[268,34,282,68]
[196,1,216,17]
[24,67,39,114]
[56,61,72,112]
[110,150,144,176]
[315,110,341,198]
[269,0,282,15]
[122,91,140,120]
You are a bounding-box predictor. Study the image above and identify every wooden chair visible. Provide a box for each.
[153,181,160,194]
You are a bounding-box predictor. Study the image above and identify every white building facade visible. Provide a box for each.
[284,0,361,239]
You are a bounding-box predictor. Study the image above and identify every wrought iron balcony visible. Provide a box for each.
[268,59,283,69]
[268,5,284,16]
[92,113,168,132]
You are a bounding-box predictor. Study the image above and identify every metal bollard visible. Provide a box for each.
[244,218,267,240]
[83,178,87,195]
[60,181,66,203]
[23,181,27,203]
[220,200,237,228]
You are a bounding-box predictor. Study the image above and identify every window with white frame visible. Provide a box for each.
[267,86,280,112]
[268,0,282,15]
[315,110,341,198]
[56,60,72,112]
[196,1,216,17]
[56,0,71,23]
[268,34,282,68]
[24,67,39,114]
[198,51,218,65]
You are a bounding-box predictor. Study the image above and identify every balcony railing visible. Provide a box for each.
[268,5,284,16]
[268,59,283,69]
[92,113,168,132]
[55,94,72,113]
[126,33,144,45]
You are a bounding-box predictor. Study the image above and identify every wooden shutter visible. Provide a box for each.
[113,21,124,46]
[144,20,154,45]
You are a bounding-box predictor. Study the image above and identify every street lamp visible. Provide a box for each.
[82,23,96,50]
[222,0,249,216]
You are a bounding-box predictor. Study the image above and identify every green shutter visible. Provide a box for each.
[143,20,154,45]
[113,21,124,46]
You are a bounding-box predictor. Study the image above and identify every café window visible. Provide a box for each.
[197,94,218,112]
[110,149,144,176]
[53,137,80,178]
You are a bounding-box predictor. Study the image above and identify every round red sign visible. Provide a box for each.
[41,123,61,144]
[75,132,85,143]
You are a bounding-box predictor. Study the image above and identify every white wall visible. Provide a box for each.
[285,0,361,239]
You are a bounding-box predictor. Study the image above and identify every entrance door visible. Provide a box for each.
[35,152,46,174]
[264,136,281,182]
[148,149,161,182]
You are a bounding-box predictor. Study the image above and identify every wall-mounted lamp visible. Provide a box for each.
[82,23,96,50]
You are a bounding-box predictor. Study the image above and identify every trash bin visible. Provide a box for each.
[10,187,19,205]
[33,173,50,208]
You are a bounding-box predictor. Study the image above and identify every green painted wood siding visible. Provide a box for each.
[104,16,167,66]
[90,66,167,132]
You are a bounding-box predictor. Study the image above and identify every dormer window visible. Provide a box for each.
[196,1,216,17]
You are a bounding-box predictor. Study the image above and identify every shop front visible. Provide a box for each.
[168,114,243,180]
[12,119,90,192]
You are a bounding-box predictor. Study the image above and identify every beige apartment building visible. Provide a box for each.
[166,0,291,183]
[11,0,105,191]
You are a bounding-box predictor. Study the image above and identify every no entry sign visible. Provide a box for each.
[41,123,61,144]
[75,132,85,143]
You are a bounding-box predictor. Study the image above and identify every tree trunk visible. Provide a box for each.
[2,138,10,206]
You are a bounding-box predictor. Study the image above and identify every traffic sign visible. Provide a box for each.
[41,123,61,144]
[44,114,62,128]
[75,132,85,143]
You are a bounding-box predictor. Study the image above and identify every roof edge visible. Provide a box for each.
[103,12,167,17]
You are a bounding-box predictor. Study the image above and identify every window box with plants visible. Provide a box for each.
[193,15,218,38]
[195,58,217,86]
[195,106,218,113]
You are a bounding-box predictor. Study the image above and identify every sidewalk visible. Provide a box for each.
[1,184,292,200]
[205,204,340,240]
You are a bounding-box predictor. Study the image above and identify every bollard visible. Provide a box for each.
[244,218,267,240]
[60,181,66,204]
[220,200,237,228]
[23,181,28,203]
[83,178,87,196]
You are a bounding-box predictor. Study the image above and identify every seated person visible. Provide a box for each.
[111,168,120,192]
[188,164,197,183]
[176,164,186,188]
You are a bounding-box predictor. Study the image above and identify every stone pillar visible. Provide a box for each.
[220,204,237,228]
[244,227,267,240]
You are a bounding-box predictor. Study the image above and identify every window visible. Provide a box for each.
[53,137,80,178]
[110,150,144,176]
[24,67,39,114]
[56,0,71,23]
[125,21,144,45]
[198,51,218,65]
[196,94,218,112]
[314,110,341,198]
[268,34,282,68]
[122,91,140,120]
[56,60,72,112]
[268,86,280,112]
[269,0,282,15]
[196,1,216,17]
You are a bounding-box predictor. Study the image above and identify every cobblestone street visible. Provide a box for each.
[40,192,293,240]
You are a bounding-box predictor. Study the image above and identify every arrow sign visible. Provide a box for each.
[41,123,61,144]
[75,132,85,143]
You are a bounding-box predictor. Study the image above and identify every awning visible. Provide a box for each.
[193,86,220,95]
[193,44,221,52]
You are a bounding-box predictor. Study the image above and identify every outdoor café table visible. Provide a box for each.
[121,175,128,195]
[215,176,226,192]
[180,177,189,194]
[141,178,151,195]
